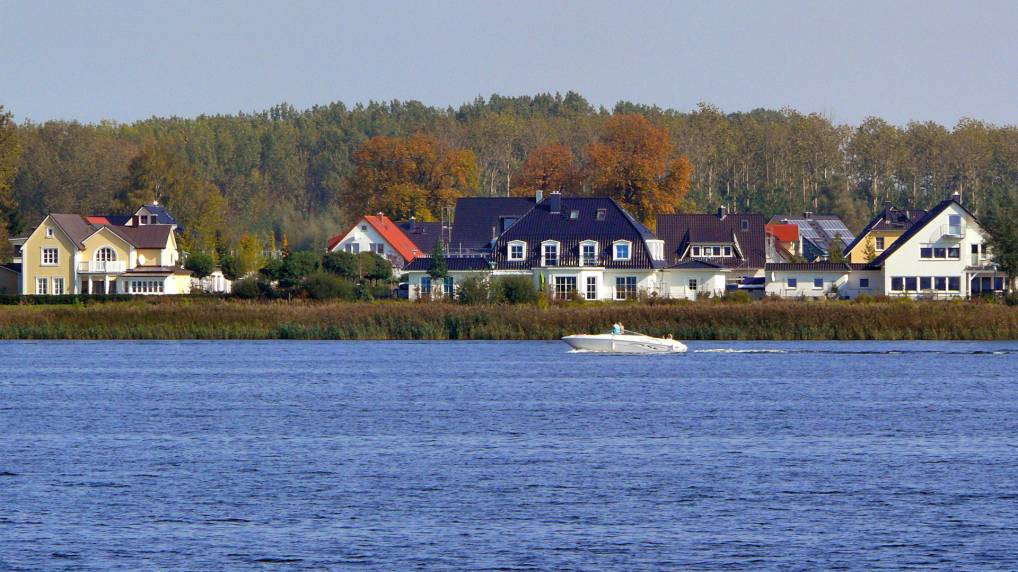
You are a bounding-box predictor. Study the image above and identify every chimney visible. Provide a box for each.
[803,211,813,219]
[717,206,727,220]
[547,191,562,214]
[408,216,417,233]
[535,189,544,204]
[950,191,962,204]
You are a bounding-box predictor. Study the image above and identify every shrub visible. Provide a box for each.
[185,252,215,279]
[233,277,263,299]
[220,254,244,281]
[322,251,358,279]
[458,276,493,305]
[260,257,285,281]
[722,289,753,304]
[498,275,538,305]
[280,251,321,287]
[303,272,355,300]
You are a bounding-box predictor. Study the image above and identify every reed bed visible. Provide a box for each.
[0,298,1015,340]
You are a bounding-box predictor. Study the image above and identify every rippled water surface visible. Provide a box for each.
[3,340,1018,570]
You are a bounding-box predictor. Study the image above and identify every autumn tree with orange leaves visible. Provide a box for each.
[511,143,580,196]
[344,134,478,221]
[585,114,693,224]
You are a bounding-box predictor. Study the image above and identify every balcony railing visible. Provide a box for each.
[79,260,126,273]
[940,222,965,238]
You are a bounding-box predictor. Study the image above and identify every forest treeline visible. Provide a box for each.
[2,93,1018,256]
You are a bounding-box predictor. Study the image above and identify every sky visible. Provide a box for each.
[3,0,1017,126]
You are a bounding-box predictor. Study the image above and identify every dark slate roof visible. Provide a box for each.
[0,262,21,274]
[106,225,173,249]
[670,259,726,270]
[137,204,179,225]
[843,206,927,257]
[656,211,766,269]
[396,220,444,255]
[769,214,854,257]
[867,198,971,268]
[448,197,535,254]
[404,256,492,271]
[492,196,662,270]
[766,262,855,272]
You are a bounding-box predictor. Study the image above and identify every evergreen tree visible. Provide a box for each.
[427,239,448,280]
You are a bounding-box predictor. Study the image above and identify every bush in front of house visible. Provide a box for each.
[303,272,355,301]
[185,252,215,279]
[232,277,264,299]
[496,275,539,305]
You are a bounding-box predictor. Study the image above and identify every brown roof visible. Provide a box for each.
[656,211,767,269]
[105,225,173,249]
[49,213,95,248]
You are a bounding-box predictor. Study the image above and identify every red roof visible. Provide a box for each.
[84,216,112,225]
[765,223,799,243]
[327,214,423,262]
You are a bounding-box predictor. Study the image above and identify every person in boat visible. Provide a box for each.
[665,334,674,340]
[612,322,622,335]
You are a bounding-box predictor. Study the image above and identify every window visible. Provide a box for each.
[948,276,960,291]
[615,276,637,300]
[934,247,947,259]
[920,277,932,290]
[351,243,360,253]
[613,241,631,261]
[46,227,54,238]
[421,276,432,294]
[569,210,579,220]
[723,246,732,257]
[42,248,58,265]
[554,276,577,300]
[891,277,903,291]
[596,208,607,221]
[36,277,48,295]
[542,241,559,266]
[52,277,64,295]
[971,244,980,254]
[860,278,870,288]
[95,247,116,262]
[934,277,946,291]
[981,277,992,292]
[585,276,597,300]
[948,214,962,235]
[995,277,1005,291]
[876,237,885,250]
[921,247,933,259]
[787,278,798,288]
[508,241,525,261]
[443,277,454,297]
[813,278,823,289]
[947,247,960,259]
[688,279,698,291]
[691,246,701,257]
[580,242,598,266]
[905,277,917,291]
[360,225,367,232]
[741,220,749,232]
[499,216,518,233]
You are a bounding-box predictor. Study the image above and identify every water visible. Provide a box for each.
[2,340,1018,570]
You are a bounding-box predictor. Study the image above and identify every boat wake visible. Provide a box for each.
[694,348,1015,356]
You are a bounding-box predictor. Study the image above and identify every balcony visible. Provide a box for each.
[940,222,965,238]
[79,260,126,273]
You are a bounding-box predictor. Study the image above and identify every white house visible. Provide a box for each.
[327,214,426,270]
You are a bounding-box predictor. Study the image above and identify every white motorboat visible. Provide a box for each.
[562,331,688,353]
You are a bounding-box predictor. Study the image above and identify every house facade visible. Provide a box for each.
[328,214,429,270]
[11,209,191,295]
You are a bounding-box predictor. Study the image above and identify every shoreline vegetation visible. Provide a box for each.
[0,298,1016,340]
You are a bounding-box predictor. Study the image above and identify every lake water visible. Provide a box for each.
[2,340,1018,570]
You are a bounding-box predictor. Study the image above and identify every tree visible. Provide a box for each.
[0,106,21,260]
[343,133,479,221]
[303,271,355,300]
[356,252,392,283]
[219,254,243,281]
[185,252,215,279]
[586,114,693,224]
[862,239,877,263]
[512,144,579,196]
[280,251,320,287]
[322,250,358,279]
[984,195,1018,294]
[427,239,448,280]
[829,232,846,263]
[234,234,264,277]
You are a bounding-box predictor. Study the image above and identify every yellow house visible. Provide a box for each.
[15,212,191,295]
[844,205,928,264]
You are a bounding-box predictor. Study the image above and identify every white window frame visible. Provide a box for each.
[46,227,54,238]
[614,275,638,300]
[813,278,823,290]
[41,247,59,266]
[579,240,599,266]
[875,236,885,251]
[94,247,117,262]
[507,241,526,261]
[553,275,577,300]
[613,240,632,261]
[36,277,48,295]
[52,277,64,295]
[541,240,560,267]
[787,277,798,288]
[373,243,385,255]
[859,278,870,289]
[585,275,597,300]
[691,246,701,257]
[688,278,698,291]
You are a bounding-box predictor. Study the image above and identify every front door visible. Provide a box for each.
[90,279,107,295]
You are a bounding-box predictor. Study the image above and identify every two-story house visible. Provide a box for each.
[327,214,431,271]
[12,208,191,296]
[843,204,927,263]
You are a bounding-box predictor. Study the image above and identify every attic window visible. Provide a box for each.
[741,220,749,232]
[569,210,579,220]
[46,227,54,238]
[360,225,367,232]
[596,209,607,221]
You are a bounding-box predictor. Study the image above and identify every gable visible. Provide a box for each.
[874,200,982,267]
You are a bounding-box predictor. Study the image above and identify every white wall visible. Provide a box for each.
[661,270,728,300]
[765,270,848,298]
[332,221,405,267]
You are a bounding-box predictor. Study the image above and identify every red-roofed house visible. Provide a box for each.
[327,214,426,270]
[765,223,802,263]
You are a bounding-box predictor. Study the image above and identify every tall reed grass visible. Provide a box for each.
[0,298,1015,340]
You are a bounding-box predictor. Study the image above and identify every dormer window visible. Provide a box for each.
[541,241,560,266]
[691,246,700,257]
[580,240,598,266]
[596,209,607,221]
[613,240,631,261]
[508,240,526,261]
[569,210,579,220]
[724,246,732,256]
[741,220,749,232]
